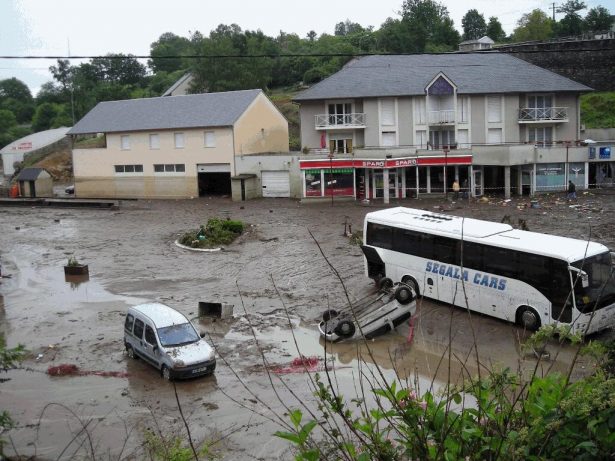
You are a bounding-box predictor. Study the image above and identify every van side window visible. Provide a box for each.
[144,325,157,346]
[124,314,134,332]
[133,318,144,339]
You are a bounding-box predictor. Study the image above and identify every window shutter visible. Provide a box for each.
[380,99,395,126]
[487,96,501,123]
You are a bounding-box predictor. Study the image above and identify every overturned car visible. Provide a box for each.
[318,280,417,342]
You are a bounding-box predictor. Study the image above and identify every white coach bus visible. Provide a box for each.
[361,207,615,335]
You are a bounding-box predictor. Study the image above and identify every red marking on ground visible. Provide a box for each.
[47,364,128,378]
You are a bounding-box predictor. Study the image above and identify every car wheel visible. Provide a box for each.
[161,365,172,381]
[334,320,356,338]
[126,345,137,360]
[394,285,414,305]
[517,306,541,331]
[378,277,393,291]
[322,309,338,322]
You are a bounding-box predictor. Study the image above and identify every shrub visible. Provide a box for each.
[178,218,245,249]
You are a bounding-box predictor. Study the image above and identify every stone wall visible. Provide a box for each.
[494,38,615,91]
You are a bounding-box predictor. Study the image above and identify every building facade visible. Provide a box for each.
[68,90,289,199]
[294,53,604,202]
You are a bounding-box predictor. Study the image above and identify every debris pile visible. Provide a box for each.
[272,356,329,374]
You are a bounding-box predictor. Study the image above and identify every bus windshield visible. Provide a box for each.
[572,252,615,313]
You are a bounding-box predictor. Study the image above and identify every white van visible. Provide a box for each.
[124,303,216,380]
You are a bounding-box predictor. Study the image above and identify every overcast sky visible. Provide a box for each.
[0,0,607,95]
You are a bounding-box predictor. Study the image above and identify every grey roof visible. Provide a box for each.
[16,167,48,181]
[294,53,592,101]
[68,89,263,135]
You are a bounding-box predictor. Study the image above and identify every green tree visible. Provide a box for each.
[486,16,507,42]
[334,19,365,36]
[0,109,17,132]
[90,54,147,85]
[462,9,487,40]
[148,32,191,73]
[0,78,34,123]
[31,102,70,132]
[399,0,460,52]
[512,9,554,42]
[557,0,587,36]
[584,6,613,32]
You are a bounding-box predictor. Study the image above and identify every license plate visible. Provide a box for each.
[192,367,208,374]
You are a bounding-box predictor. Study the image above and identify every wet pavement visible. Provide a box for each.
[1,192,614,459]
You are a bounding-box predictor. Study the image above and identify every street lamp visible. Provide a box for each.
[565,141,570,188]
[444,147,449,199]
[328,152,334,206]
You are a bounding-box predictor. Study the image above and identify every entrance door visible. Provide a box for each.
[197,164,231,196]
[472,169,483,197]
[521,170,533,195]
[374,171,397,199]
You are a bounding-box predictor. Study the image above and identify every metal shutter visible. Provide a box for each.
[261,171,290,198]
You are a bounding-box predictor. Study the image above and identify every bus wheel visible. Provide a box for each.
[322,309,338,322]
[378,277,393,291]
[517,307,541,331]
[402,277,420,298]
[394,285,414,305]
[334,320,356,338]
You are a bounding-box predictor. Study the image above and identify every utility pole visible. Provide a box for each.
[551,2,557,21]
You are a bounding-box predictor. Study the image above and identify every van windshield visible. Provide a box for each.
[157,323,200,347]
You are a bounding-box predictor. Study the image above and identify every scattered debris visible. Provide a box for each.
[47,364,129,378]
[271,356,331,374]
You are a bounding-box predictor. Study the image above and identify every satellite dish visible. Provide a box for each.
[583,139,597,144]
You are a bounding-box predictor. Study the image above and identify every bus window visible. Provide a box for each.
[551,260,573,323]
[366,223,393,249]
[433,236,459,264]
[461,241,483,271]
[482,246,520,279]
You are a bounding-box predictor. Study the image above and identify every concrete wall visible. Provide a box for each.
[363,99,379,147]
[470,96,486,144]
[398,97,413,146]
[495,38,615,91]
[583,128,615,141]
[234,153,302,198]
[234,92,289,155]
[298,101,323,150]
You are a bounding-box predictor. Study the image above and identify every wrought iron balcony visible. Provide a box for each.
[315,113,366,130]
[518,107,568,123]
[428,110,455,125]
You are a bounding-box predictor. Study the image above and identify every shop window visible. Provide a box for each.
[324,169,354,196]
[304,169,322,197]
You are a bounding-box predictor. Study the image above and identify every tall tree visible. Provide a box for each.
[462,9,487,40]
[556,0,586,36]
[486,17,507,42]
[0,78,34,123]
[512,9,554,42]
[584,5,613,32]
[148,32,191,73]
[334,20,365,36]
[397,0,460,52]
[90,54,146,85]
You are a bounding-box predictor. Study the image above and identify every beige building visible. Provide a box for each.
[68,89,289,199]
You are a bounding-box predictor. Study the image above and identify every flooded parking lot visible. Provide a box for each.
[1,192,614,459]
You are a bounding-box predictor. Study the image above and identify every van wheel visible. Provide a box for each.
[126,345,137,360]
[322,309,338,322]
[402,276,420,298]
[517,306,541,331]
[161,365,173,381]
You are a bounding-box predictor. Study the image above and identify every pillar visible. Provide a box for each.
[504,166,511,199]
[383,169,390,204]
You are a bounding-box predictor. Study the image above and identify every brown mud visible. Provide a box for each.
[1,191,614,459]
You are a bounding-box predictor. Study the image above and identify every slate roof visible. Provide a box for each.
[16,167,48,181]
[294,53,592,101]
[68,89,262,135]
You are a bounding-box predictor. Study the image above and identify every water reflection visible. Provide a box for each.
[64,273,90,289]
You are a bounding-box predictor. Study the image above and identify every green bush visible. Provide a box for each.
[178,218,245,249]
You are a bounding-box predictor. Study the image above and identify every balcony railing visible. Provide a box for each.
[428,110,455,125]
[315,113,366,130]
[518,107,568,123]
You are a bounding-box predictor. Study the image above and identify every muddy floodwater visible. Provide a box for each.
[1,192,614,459]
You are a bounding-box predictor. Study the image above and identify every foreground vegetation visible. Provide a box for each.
[276,327,615,460]
[581,92,615,129]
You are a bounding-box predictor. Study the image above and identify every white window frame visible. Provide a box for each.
[174,132,185,149]
[204,131,216,148]
[153,163,186,175]
[149,133,160,150]
[414,97,427,125]
[114,164,143,176]
[120,135,130,150]
[457,96,470,124]
[415,130,427,149]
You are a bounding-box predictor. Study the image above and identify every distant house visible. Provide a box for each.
[458,36,494,52]
[162,73,194,97]
[67,90,289,199]
[0,127,70,176]
[15,167,53,198]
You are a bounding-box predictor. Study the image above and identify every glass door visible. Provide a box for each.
[472,168,483,197]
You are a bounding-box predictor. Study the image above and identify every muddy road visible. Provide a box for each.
[1,192,614,459]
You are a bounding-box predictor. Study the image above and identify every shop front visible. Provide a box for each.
[300,154,473,201]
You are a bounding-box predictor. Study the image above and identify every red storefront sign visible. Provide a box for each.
[300,155,472,170]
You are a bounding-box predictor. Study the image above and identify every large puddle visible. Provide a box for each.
[0,197,610,459]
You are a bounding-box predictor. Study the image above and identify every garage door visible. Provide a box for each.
[261,171,290,198]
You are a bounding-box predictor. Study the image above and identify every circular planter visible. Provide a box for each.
[174,240,222,252]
